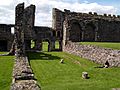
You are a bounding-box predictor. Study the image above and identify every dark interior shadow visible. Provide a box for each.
[27,52,61,60]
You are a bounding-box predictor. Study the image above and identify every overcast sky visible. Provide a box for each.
[0,0,120,27]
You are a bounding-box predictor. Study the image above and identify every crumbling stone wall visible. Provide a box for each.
[52,8,65,51]
[33,26,53,51]
[52,8,120,46]
[63,41,120,67]
[11,3,40,90]
[14,3,25,56]
[24,4,36,39]
[0,24,14,51]
[11,56,40,90]
[63,10,120,42]
[52,8,65,38]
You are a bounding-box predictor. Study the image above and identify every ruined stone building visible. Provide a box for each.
[52,8,120,48]
[0,24,14,51]
[0,8,120,52]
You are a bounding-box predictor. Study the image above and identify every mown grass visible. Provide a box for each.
[28,42,120,90]
[81,42,120,50]
[0,53,14,90]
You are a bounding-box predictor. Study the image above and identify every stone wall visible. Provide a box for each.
[11,56,40,90]
[11,3,40,90]
[63,41,120,67]
[24,4,36,39]
[53,8,120,43]
[0,24,14,51]
[52,8,65,39]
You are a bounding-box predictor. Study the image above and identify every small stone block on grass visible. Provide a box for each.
[82,72,89,79]
[60,59,64,63]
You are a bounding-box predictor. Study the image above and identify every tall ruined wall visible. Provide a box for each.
[34,26,52,40]
[0,24,12,39]
[11,3,40,90]
[63,41,120,67]
[97,20,120,41]
[24,5,36,39]
[61,9,120,43]
[52,8,65,38]
[0,24,14,51]
[14,3,25,56]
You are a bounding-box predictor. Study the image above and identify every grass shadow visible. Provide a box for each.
[27,52,61,60]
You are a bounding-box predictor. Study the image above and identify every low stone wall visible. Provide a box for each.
[63,42,120,67]
[11,56,40,90]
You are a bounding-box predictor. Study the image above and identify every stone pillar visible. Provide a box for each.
[34,40,42,51]
[39,40,42,51]
[48,41,51,52]
[59,40,62,51]
[62,21,67,51]
[25,40,31,50]
[9,3,36,56]
[51,40,55,51]
[24,4,36,39]
[94,22,98,41]
[14,3,25,57]
[81,26,85,41]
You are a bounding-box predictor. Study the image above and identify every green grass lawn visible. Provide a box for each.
[28,41,120,90]
[81,42,120,50]
[0,53,14,90]
[0,42,120,90]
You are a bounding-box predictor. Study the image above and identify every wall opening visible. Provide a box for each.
[53,30,56,37]
[84,23,95,41]
[0,40,7,51]
[31,40,35,49]
[69,22,81,42]
[11,27,15,34]
[42,40,49,52]
[55,41,60,50]
[57,31,61,37]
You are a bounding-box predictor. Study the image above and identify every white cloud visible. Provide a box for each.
[0,0,118,27]
[0,0,13,5]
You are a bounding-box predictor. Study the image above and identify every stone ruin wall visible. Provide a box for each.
[0,24,14,51]
[11,56,40,90]
[32,26,54,51]
[11,3,40,90]
[52,8,65,39]
[63,11,120,42]
[52,8,120,43]
[24,4,36,39]
[0,24,55,52]
[63,41,120,67]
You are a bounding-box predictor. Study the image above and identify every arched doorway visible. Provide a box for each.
[42,39,50,52]
[84,23,96,41]
[69,22,82,42]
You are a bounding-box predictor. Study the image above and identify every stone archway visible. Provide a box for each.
[84,23,96,41]
[42,39,51,52]
[69,22,82,42]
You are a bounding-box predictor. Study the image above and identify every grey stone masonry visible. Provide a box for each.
[10,3,40,90]
[63,41,120,67]
[14,3,25,56]
[11,56,40,90]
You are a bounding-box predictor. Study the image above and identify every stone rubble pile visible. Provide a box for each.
[63,42,120,67]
